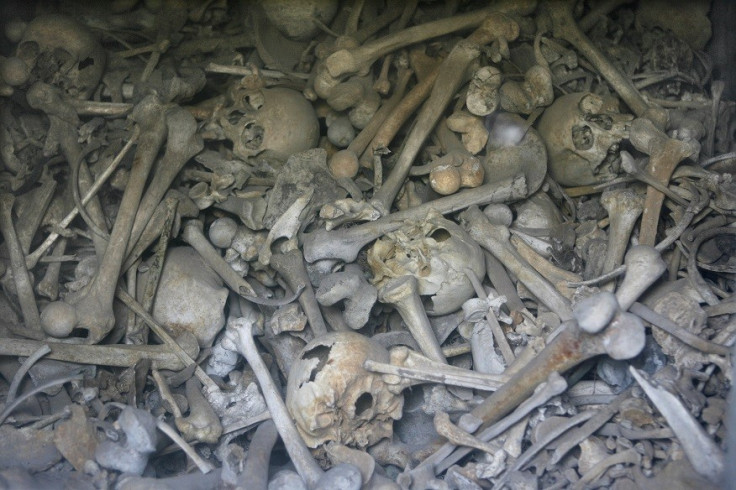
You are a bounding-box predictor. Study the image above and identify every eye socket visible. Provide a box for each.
[571,124,594,151]
[354,392,373,416]
[585,113,613,130]
[429,228,451,242]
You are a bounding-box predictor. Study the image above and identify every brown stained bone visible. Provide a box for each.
[629,118,700,246]
[324,1,536,80]
[370,13,520,214]
[459,205,574,321]
[303,175,527,263]
[0,194,43,339]
[463,245,665,435]
[40,94,168,344]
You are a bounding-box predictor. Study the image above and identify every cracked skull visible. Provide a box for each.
[286,331,404,448]
[215,77,319,161]
[367,210,485,315]
[13,14,106,99]
[537,92,632,187]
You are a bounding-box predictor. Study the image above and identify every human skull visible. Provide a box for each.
[14,14,106,99]
[216,79,319,161]
[537,92,632,187]
[367,210,485,315]
[285,331,404,448]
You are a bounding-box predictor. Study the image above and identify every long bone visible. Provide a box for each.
[370,13,520,214]
[229,317,325,489]
[324,0,536,80]
[629,117,699,246]
[599,186,644,287]
[181,220,302,307]
[378,275,447,363]
[24,127,140,270]
[459,205,574,321]
[0,337,198,370]
[542,0,663,124]
[0,193,43,339]
[127,106,203,257]
[270,249,328,338]
[25,82,110,259]
[303,175,527,263]
[40,94,168,344]
[462,245,665,436]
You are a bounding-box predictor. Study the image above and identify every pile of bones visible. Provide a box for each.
[0,0,733,488]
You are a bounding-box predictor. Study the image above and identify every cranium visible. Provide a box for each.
[15,14,106,100]
[285,332,404,448]
[216,79,319,161]
[537,92,632,187]
[367,210,485,315]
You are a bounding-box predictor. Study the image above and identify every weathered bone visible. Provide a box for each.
[40,94,168,343]
[303,175,527,263]
[542,0,662,123]
[378,276,446,363]
[629,118,699,246]
[459,205,574,321]
[239,419,279,490]
[370,13,519,213]
[461,245,665,434]
[229,316,325,489]
[175,378,223,444]
[315,263,377,330]
[600,186,644,284]
[0,193,43,339]
[270,249,328,338]
[127,106,203,256]
[0,337,198,370]
[324,2,533,80]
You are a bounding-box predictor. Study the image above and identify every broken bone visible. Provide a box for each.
[303,175,527,263]
[315,263,377,330]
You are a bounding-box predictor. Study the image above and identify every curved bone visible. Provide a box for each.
[378,276,446,363]
[459,205,574,321]
[370,14,519,214]
[230,317,325,489]
[303,176,527,263]
[41,94,168,343]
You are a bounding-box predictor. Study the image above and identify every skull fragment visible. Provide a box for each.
[286,331,404,448]
[537,92,632,187]
[367,211,485,315]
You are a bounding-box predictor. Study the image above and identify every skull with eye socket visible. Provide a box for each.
[538,92,632,187]
[367,210,486,315]
[285,331,404,448]
[13,14,106,100]
[214,73,320,161]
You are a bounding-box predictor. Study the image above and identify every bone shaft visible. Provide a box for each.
[0,195,43,338]
[0,338,188,370]
[237,325,325,488]
[303,175,526,263]
[239,419,279,490]
[638,153,679,247]
[469,327,590,428]
[603,213,641,275]
[270,250,327,337]
[550,4,649,117]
